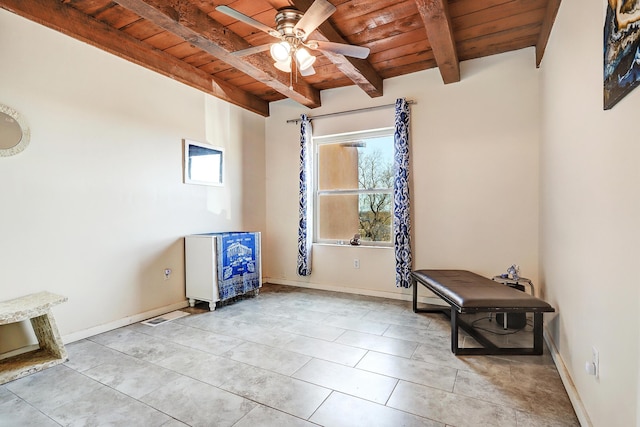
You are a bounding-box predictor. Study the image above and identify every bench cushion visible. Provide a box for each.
[412,269,554,313]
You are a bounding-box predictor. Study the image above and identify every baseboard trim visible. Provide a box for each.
[62,300,189,344]
[264,277,445,306]
[544,325,592,426]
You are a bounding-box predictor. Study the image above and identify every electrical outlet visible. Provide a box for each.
[585,346,600,378]
[354,259,360,269]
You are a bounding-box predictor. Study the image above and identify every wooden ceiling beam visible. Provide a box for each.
[415,0,460,84]
[0,0,270,116]
[535,0,562,67]
[291,0,384,98]
[114,0,321,108]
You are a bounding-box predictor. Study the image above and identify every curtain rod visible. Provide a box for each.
[285,99,416,124]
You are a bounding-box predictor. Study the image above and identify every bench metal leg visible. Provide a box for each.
[413,277,450,315]
[412,275,418,312]
[451,310,459,354]
[533,312,543,354]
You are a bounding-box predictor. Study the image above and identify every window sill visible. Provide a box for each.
[314,242,393,249]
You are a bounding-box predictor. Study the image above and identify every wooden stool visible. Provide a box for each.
[0,292,68,384]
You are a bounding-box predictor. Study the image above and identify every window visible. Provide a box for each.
[314,128,394,246]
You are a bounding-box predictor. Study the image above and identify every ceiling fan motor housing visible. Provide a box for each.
[275,9,305,40]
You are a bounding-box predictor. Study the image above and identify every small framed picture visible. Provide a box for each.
[183,139,224,186]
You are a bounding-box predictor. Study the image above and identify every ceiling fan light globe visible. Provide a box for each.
[274,59,292,73]
[295,48,316,71]
[270,42,291,62]
[300,65,316,76]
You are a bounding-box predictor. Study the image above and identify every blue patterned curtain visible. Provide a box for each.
[297,114,313,276]
[393,98,412,288]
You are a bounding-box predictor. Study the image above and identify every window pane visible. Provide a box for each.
[318,194,360,240]
[358,193,392,242]
[318,193,392,243]
[357,135,394,190]
[318,144,359,191]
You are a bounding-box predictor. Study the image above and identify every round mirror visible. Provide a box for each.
[0,104,30,156]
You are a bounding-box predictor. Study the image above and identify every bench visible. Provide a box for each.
[0,292,68,384]
[411,269,555,356]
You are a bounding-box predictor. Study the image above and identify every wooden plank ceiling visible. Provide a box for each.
[0,0,561,117]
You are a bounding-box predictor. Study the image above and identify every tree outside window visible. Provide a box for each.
[358,147,393,242]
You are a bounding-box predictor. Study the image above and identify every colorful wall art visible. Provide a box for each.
[604,0,640,109]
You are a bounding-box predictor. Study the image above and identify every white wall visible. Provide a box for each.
[0,9,265,352]
[539,1,640,425]
[265,49,540,299]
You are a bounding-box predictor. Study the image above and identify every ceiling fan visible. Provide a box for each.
[216,0,370,77]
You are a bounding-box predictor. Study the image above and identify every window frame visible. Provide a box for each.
[313,127,395,247]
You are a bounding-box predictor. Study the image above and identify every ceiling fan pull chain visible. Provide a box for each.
[290,66,293,90]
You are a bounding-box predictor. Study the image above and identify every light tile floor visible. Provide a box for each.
[0,284,578,426]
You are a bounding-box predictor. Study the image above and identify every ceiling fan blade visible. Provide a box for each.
[293,0,336,40]
[300,65,316,76]
[311,41,370,59]
[231,44,272,57]
[216,6,281,38]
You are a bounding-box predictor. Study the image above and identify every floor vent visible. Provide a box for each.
[141,310,190,327]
